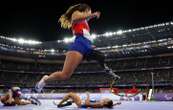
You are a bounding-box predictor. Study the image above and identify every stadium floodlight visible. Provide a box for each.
[63,36,75,43]
[104,32,113,37]
[127,29,132,32]
[63,38,70,43]
[18,38,25,44]
[9,38,17,42]
[112,45,119,48]
[117,30,123,35]
[170,22,173,25]
[3,37,41,45]
[50,49,55,53]
[158,23,165,27]
[27,40,34,44]
[27,40,38,45]
[0,36,6,39]
[122,44,127,47]
[96,34,101,37]
[57,40,62,43]
[91,34,97,40]
[165,22,169,25]
[168,46,173,49]
[17,38,41,45]
[63,38,71,43]
[107,46,111,49]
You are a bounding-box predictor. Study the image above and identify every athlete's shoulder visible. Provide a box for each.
[71,11,84,21]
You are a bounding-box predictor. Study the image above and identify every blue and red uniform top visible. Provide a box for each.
[72,19,90,36]
[68,16,96,55]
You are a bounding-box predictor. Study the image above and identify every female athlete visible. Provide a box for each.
[35,4,119,92]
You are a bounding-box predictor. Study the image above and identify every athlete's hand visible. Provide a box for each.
[93,11,101,19]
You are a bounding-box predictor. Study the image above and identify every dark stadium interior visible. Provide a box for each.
[0,0,173,41]
[0,2,173,110]
[0,22,173,93]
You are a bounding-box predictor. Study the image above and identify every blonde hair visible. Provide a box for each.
[58,4,91,29]
[59,14,72,29]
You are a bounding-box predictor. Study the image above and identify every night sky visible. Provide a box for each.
[0,0,172,41]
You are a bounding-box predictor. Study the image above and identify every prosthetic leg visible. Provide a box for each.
[86,49,120,79]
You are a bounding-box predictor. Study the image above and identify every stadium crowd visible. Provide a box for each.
[0,22,173,93]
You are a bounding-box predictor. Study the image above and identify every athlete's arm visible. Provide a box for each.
[6,90,13,103]
[14,97,31,105]
[72,11,100,23]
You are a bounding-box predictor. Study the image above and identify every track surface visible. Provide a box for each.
[1,100,173,110]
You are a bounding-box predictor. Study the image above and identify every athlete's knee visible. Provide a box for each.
[60,71,72,80]
[61,75,71,80]
[68,92,75,97]
[65,92,74,99]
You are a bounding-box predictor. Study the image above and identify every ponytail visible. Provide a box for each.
[59,14,72,29]
[58,4,91,29]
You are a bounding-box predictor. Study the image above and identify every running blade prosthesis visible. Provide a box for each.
[104,64,120,79]
[53,101,72,108]
[30,97,41,106]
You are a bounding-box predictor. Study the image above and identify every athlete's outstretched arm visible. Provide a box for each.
[6,90,13,104]
[72,11,100,23]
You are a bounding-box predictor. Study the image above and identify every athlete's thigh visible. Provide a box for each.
[62,51,83,74]
[68,92,82,107]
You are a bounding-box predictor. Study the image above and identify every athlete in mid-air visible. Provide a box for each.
[35,3,120,92]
